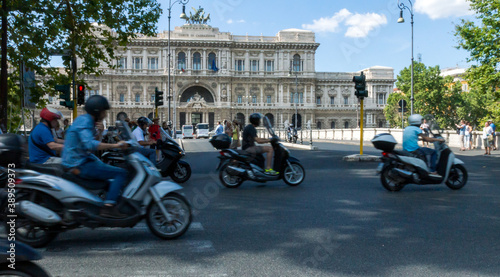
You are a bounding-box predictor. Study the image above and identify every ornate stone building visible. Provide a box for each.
[47,22,395,130]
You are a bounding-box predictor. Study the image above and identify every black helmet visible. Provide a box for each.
[249,113,262,126]
[85,95,110,118]
[137,116,152,127]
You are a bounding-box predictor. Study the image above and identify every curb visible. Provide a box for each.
[343,154,381,162]
[282,142,318,150]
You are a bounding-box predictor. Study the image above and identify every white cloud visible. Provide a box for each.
[302,9,352,33]
[344,13,387,38]
[227,19,245,24]
[414,0,473,19]
[302,9,387,38]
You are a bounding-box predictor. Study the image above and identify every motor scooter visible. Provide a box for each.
[102,127,191,183]
[1,121,192,248]
[371,116,468,192]
[0,239,50,276]
[210,116,305,188]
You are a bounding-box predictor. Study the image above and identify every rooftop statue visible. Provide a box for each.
[183,6,211,25]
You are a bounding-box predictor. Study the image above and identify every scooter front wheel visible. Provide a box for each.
[283,161,305,186]
[445,164,467,190]
[380,166,405,192]
[146,192,192,240]
[169,162,192,183]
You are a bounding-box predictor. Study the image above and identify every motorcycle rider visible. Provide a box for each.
[29,108,65,164]
[62,95,129,219]
[403,114,445,175]
[132,117,157,164]
[242,113,278,175]
[287,124,294,142]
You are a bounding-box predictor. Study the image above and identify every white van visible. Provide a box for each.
[196,123,209,139]
[182,125,194,139]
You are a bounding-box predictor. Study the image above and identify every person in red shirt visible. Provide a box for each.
[148,118,161,141]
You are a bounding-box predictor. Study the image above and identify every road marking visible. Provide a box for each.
[187,240,216,253]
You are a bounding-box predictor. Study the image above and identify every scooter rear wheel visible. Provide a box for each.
[380,166,405,192]
[219,164,244,188]
[445,164,467,190]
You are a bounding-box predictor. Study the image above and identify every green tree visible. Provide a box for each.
[384,62,464,129]
[3,0,162,127]
[455,0,500,126]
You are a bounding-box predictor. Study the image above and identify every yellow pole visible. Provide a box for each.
[360,98,364,155]
[155,107,158,118]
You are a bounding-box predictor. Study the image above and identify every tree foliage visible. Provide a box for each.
[455,0,500,126]
[384,62,464,129]
[4,0,161,126]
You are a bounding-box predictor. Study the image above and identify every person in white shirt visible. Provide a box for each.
[132,117,157,163]
[482,122,494,155]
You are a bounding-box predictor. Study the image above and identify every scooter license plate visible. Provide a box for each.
[376,163,384,174]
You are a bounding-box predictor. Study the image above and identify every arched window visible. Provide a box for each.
[207,52,216,70]
[193,52,201,70]
[178,52,186,70]
[344,121,349,129]
[135,94,140,103]
[293,54,301,72]
[331,121,335,129]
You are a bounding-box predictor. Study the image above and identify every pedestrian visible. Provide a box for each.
[465,121,473,150]
[224,119,233,137]
[52,119,65,141]
[483,121,493,155]
[230,119,240,149]
[420,119,430,147]
[455,120,466,151]
[63,118,70,131]
[488,120,497,150]
[215,121,224,135]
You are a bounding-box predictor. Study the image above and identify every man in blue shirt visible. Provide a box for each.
[62,95,128,218]
[29,108,65,164]
[488,120,497,150]
[403,114,444,175]
[214,121,224,135]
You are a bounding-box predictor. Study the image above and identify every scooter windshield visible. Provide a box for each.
[263,116,276,137]
[159,127,179,146]
[424,114,442,136]
[115,120,138,145]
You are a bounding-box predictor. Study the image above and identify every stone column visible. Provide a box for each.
[259,51,264,73]
[187,48,191,70]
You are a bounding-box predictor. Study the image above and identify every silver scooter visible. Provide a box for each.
[371,116,468,192]
[1,121,192,248]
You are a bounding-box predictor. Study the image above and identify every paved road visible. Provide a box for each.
[9,140,500,276]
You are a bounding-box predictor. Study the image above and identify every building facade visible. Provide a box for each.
[47,23,395,130]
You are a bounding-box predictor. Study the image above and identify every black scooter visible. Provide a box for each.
[211,117,305,188]
[102,127,191,183]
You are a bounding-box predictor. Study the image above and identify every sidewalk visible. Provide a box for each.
[285,138,500,158]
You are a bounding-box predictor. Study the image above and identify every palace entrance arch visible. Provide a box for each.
[178,86,215,128]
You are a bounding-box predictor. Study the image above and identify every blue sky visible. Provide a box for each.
[157,0,475,76]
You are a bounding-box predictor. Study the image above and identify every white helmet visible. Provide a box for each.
[408,114,423,126]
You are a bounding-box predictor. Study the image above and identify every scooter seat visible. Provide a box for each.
[393,150,416,157]
[61,173,109,190]
[25,162,65,177]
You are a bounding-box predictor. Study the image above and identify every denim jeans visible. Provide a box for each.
[418,147,438,172]
[138,148,157,164]
[78,159,128,205]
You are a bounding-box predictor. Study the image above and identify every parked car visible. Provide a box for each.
[175,130,183,139]
[196,123,209,139]
[182,125,194,139]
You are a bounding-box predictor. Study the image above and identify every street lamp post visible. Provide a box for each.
[289,61,299,133]
[398,0,414,115]
[168,0,190,126]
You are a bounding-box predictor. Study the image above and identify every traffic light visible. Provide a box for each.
[155,87,164,107]
[77,84,85,105]
[55,84,74,109]
[353,72,368,99]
